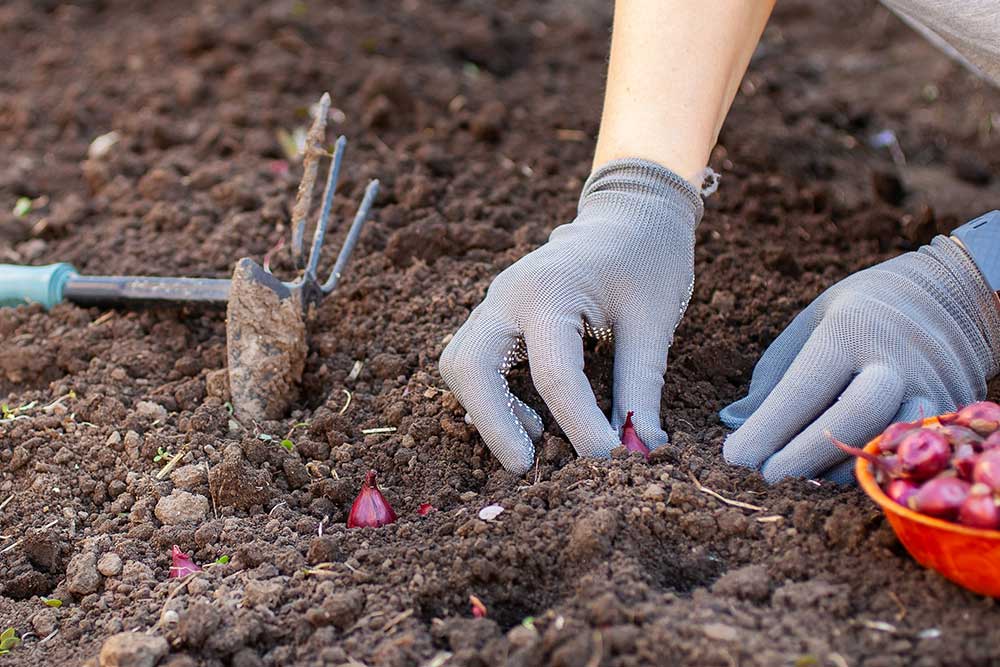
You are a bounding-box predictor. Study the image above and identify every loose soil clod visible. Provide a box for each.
[226,258,306,422]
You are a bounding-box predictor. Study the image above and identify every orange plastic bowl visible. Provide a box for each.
[856,416,1000,597]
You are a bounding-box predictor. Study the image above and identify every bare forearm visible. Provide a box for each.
[593,0,775,184]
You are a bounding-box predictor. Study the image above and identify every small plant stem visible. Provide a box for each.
[156,449,186,480]
[687,472,766,512]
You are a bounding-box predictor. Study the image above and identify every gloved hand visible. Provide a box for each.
[721,236,1000,484]
[439,159,704,474]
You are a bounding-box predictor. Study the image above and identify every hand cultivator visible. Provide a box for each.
[0,93,379,422]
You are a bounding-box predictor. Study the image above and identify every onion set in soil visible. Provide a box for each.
[621,411,650,458]
[170,545,202,578]
[347,470,398,528]
[832,401,1000,530]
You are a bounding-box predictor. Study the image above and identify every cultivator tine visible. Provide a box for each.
[304,135,347,282]
[322,179,379,294]
[290,92,332,270]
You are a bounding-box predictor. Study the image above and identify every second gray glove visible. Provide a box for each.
[439,159,704,474]
[721,236,1000,484]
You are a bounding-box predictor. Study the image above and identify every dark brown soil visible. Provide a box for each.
[4,1,1000,665]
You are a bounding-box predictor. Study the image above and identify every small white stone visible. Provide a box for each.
[88,131,120,160]
[478,504,504,521]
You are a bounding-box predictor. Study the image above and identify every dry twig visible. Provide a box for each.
[156,449,186,480]
[382,609,414,633]
[687,472,766,512]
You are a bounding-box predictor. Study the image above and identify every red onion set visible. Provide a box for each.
[621,411,650,458]
[833,401,1000,530]
[170,545,202,578]
[347,470,398,528]
[345,408,653,530]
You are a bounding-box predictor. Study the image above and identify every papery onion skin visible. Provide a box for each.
[934,425,984,450]
[170,545,202,578]
[953,443,979,481]
[896,429,950,481]
[983,432,1000,450]
[885,479,920,508]
[909,476,970,520]
[958,484,1000,529]
[878,418,922,454]
[973,450,1000,492]
[942,401,1000,436]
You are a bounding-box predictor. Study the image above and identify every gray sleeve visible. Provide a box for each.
[881,0,1000,85]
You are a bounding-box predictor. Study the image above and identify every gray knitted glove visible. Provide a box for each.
[440,159,704,474]
[721,236,1000,484]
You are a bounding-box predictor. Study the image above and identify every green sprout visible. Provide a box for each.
[0,628,20,656]
[257,433,294,452]
[153,447,173,464]
[0,401,36,423]
[462,62,481,79]
[12,197,31,218]
[204,554,229,569]
[41,597,61,608]
[521,616,536,630]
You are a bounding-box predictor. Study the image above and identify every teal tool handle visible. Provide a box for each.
[0,263,78,309]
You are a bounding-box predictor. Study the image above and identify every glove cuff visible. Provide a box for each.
[951,210,1000,291]
[578,158,705,229]
[927,235,1000,379]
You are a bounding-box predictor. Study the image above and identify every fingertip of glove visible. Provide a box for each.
[572,428,621,460]
[504,455,534,477]
[718,402,751,429]
[759,459,797,486]
[721,430,760,470]
[637,426,669,451]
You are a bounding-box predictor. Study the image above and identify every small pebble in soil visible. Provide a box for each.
[135,400,168,421]
[31,609,58,636]
[154,490,209,525]
[65,551,101,595]
[642,484,666,502]
[478,504,504,521]
[97,552,123,577]
[99,632,168,667]
[170,464,207,491]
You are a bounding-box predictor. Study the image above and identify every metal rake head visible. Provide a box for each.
[226,93,379,422]
[285,93,379,313]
